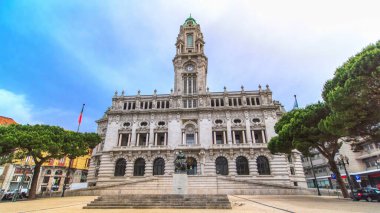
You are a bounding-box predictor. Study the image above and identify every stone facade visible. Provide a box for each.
[88,16,307,193]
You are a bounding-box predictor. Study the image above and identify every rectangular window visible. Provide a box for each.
[120,134,130,146]
[256,97,260,105]
[187,34,193,47]
[220,99,224,106]
[186,134,195,145]
[215,131,224,144]
[43,176,50,184]
[253,130,264,143]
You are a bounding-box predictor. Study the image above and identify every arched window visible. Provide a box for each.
[236,156,249,175]
[46,170,51,175]
[186,157,197,175]
[153,158,165,176]
[55,170,63,176]
[114,158,126,176]
[215,157,228,175]
[257,156,271,175]
[134,158,145,176]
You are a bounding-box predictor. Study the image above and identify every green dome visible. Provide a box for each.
[184,14,197,26]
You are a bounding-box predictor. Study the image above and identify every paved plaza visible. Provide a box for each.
[0,195,379,213]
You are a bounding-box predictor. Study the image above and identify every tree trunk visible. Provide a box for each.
[29,162,42,199]
[328,158,349,198]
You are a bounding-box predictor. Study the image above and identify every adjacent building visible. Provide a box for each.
[0,116,92,194]
[302,140,380,190]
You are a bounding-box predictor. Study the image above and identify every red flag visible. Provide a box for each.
[78,104,85,124]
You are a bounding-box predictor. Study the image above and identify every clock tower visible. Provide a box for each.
[173,15,208,96]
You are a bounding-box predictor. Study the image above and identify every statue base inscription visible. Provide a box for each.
[172,173,188,194]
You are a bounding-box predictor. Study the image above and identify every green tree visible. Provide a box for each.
[322,41,380,144]
[0,124,101,199]
[268,103,350,198]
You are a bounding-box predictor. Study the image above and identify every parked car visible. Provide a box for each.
[351,189,365,201]
[351,188,380,202]
[364,188,380,202]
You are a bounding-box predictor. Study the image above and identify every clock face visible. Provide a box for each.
[186,65,194,71]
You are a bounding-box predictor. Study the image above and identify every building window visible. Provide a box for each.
[46,170,51,175]
[187,33,193,47]
[120,133,131,146]
[80,171,88,182]
[290,167,295,175]
[236,156,249,175]
[55,170,63,176]
[186,134,195,145]
[215,156,228,175]
[253,130,265,143]
[183,76,197,95]
[43,176,50,184]
[288,155,293,163]
[187,157,197,175]
[134,158,146,176]
[138,133,148,146]
[114,158,126,176]
[153,158,165,176]
[257,156,271,175]
[156,133,166,145]
[214,131,225,144]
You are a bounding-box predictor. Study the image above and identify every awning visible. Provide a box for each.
[350,168,380,176]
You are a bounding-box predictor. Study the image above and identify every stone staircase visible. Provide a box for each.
[83,194,232,209]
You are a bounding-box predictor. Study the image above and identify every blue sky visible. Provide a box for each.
[1,0,379,132]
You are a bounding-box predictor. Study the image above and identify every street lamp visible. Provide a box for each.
[336,154,354,194]
[308,157,321,196]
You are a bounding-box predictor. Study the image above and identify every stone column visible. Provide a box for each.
[154,133,158,146]
[145,160,153,177]
[228,158,237,176]
[213,131,216,144]
[232,130,236,144]
[149,123,154,146]
[182,132,186,145]
[223,131,227,144]
[125,160,134,177]
[262,130,266,143]
[164,133,167,145]
[127,134,131,146]
[136,133,140,146]
[245,120,252,143]
[195,132,198,144]
[131,122,137,146]
[242,131,246,143]
[252,131,256,143]
[145,133,149,146]
[117,134,122,146]
[226,120,232,144]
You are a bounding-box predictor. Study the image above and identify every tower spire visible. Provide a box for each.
[293,95,299,109]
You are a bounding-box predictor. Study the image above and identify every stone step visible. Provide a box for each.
[84,194,232,209]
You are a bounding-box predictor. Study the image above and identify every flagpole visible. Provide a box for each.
[62,104,85,197]
[77,104,85,133]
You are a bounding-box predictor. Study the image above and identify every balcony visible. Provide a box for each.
[356,148,380,160]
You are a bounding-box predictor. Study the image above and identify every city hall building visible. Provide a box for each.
[86,17,309,195]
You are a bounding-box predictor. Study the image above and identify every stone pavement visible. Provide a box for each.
[0,195,378,213]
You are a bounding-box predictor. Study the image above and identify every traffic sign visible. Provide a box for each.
[355,175,361,183]
[331,173,336,180]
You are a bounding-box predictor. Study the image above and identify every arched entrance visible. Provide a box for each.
[186,157,197,175]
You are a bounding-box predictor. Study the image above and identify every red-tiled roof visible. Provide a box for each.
[0,116,17,125]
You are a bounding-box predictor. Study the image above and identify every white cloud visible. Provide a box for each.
[0,89,34,124]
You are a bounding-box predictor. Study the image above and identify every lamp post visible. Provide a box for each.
[308,157,321,196]
[336,155,354,194]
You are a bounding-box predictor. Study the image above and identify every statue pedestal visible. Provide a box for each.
[172,173,188,194]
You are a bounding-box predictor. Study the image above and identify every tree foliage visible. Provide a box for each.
[0,124,101,199]
[322,41,380,141]
[268,103,350,197]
